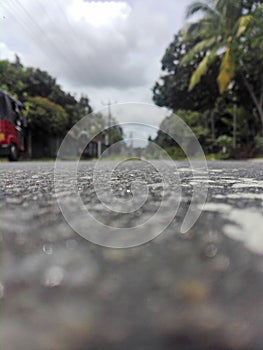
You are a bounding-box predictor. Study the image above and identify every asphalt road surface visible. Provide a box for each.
[1,160,263,350]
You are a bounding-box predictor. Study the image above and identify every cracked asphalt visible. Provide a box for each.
[1,160,263,350]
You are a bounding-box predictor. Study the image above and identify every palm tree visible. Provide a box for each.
[182,0,252,94]
[182,0,263,126]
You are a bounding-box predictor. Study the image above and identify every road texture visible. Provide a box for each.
[1,160,263,350]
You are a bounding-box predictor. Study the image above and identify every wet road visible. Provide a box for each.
[1,160,263,350]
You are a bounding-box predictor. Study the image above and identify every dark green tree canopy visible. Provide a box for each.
[27,96,68,135]
[0,57,93,129]
[152,33,220,113]
[152,0,263,158]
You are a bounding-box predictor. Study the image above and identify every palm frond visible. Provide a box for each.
[184,21,204,39]
[214,0,230,13]
[189,49,217,90]
[236,15,252,37]
[184,18,216,40]
[186,1,220,20]
[181,37,217,64]
[217,47,235,94]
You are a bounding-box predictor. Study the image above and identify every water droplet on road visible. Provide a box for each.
[125,189,132,196]
[42,243,53,255]
[203,242,218,258]
[44,266,64,287]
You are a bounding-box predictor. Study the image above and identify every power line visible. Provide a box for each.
[34,0,88,83]
[1,0,48,54]
[55,0,81,41]
[35,0,79,44]
[3,0,87,84]
[11,0,47,37]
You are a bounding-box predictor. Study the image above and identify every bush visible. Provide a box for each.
[164,146,186,160]
[255,136,263,152]
[26,96,68,135]
[216,135,233,149]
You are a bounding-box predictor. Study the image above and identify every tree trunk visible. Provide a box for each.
[241,74,263,127]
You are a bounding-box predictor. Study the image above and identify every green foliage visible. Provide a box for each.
[183,0,255,93]
[182,0,263,125]
[216,135,233,148]
[0,56,26,98]
[189,49,217,91]
[255,136,263,153]
[26,96,68,135]
[153,33,220,112]
[110,128,123,143]
[23,67,56,99]
[153,0,263,159]
[164,147,186,160]
[0,57,93,131]
[154,110,212,154]
[214,95,257,144]
[232,4,263,125]
[256,136,263,148]
[217,47,235,94]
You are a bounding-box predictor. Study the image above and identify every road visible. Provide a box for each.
[1,160,263,350]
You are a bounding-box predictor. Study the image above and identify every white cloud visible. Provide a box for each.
[0,42,16,61]
[69,0,131,27]
[1,0,193,120]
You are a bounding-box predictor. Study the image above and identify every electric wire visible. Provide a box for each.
[3,0,87,84]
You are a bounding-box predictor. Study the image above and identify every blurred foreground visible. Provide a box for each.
[1,160,263,350]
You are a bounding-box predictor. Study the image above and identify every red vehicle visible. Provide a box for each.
[0,89,27,161]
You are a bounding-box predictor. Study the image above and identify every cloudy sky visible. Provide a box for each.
[1,0,193,138]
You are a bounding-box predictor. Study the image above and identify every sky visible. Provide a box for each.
[1,0,194,140]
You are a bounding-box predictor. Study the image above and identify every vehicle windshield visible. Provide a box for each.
[0,92,8,120]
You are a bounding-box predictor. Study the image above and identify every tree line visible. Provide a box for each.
[153,0,263,159]
[0,56,124,158]
[0,55,92,137]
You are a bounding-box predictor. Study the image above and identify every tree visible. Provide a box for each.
[233,4,263,125]
[0,57,27,98]
[153,33,220,112]
[182,0,263,126]
[24,68,56,99]
[79,96,92,115]
[182,0,250,91]
[48,88,92,129]
[26,96,68,135]
[0,57,93,130]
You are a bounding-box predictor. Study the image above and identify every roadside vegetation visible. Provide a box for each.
[0,57,123,158]
[0,56,93,141]
[1,0,262,160]
[153,0,263,159]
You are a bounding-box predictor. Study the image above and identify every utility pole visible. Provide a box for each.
[102,100,116,147]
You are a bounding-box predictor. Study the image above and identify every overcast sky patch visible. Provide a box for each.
[1,0,193,124]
